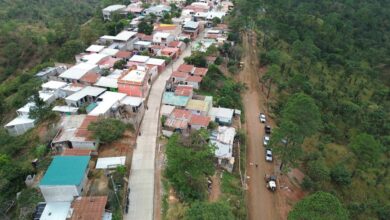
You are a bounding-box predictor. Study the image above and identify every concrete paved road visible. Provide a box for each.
[124,44,192,220]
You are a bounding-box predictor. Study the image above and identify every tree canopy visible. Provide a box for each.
[88,118,126,143]
[165,130,215,202]
[185,201,234,220]
[230,0,390,217]
[288,192,349,220]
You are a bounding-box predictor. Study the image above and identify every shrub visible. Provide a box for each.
[306,159,330,182]
[88,118,126,143]
[330,164,351,186]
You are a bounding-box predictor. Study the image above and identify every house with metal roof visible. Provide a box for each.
[59,63,98,83]
[162,92,190,107]
[99,31,138,50]
[182,21,201,39]
[88,91,127,117]
[143,4,171,16]
[153,32,175,46]
[102,5,126,20]
[186,96,213,116]
[4,102,37,135]
[51,115,99,153]
[65,86,106,107]
[39,156,90,202]
[208,107,235,125]
[210,126,236,172]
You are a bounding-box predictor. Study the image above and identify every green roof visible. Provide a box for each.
[162,92,189,107]
[40,156,90,186]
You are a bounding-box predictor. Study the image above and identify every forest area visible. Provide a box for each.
[228,0,390,219]
[0,0,130,217]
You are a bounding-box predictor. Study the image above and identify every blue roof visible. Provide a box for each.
[40,156,90,186]
[162,92,189,107]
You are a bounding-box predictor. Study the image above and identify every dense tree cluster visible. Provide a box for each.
[165,130,215,202]
[230,0,390,218]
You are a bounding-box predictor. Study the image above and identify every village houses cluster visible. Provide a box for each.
[3,0,235,219]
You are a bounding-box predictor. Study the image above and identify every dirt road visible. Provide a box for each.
[240,31,281,220]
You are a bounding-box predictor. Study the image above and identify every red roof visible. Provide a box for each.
[154,24,177,31]
[205,33,219,39]
[62,149,92,156]
[178,64,195,73]
[185,5,208,12]
[116,51,132,59]
[80,72,100,84]
[171,71,188,78]
[151,45,164,49]
[165,109,192,129]
[190,115,210,127]
[141,35,153,42]
[175,85,193,96]
[162,47,179,53]
[194,67,208,77]
[216,24,229,30]
[161,47,179,57]
[75,116,98,139]
[172,109,192,119]
[126,61,139,68]
[168,41,183,48]
[70,196,108,220]
[186,75,203,83]
[98,57,119,68]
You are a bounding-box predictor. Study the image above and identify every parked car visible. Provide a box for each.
[265,125,271,134]
[259,113,266,123]
[265,149,273,162]
[263,135,270,146]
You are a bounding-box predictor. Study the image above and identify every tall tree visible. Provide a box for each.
[349,133,381,167]
[270,120,304,172]
[165,130,215,202]
[281,93,322,137]
[288,192,349,220]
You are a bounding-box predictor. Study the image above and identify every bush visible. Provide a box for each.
[113,60,126,69]
[288,192,349,220]
[301,176,315,191]
[228,66,239,74]
[214,56,223,65]
[306,159,330,182]
[88,118,126,143]
[330,164,351,186]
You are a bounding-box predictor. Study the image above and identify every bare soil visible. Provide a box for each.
[240,31,305,220]
[209,171,221,202]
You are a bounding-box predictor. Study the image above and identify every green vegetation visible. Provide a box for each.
[88,118,126,143]
[184,52,208,67]
[184,201,234,220]
[165,130,215,202]
[14,188,44,220]
[230,0,390,218]
[138,20,154,35]
[200,64,244,110]
[220,172,247,219]
[288,191,349,220]
[113,59,126,69]
[270,93,322,172]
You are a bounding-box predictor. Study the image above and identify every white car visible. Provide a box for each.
[263,135,270,146]
[259,113,266,123]
[265,149,273,162]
